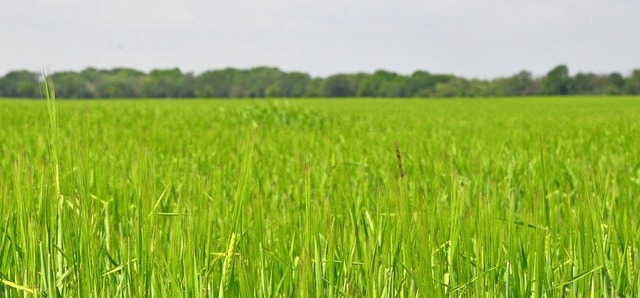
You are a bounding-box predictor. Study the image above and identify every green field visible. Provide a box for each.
[1,96,639,296]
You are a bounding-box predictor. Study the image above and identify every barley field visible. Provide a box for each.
[1,93,639,296]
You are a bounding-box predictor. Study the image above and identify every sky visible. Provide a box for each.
[1,0,639,79]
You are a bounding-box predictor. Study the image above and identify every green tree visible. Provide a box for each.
[4,65,637,99]
[304,78,325,97]
[275,72,311,97]
[357,70,408,97]
[406,71,451,97]
[625,69,640,94]
[195,68,241,98]
[97,68,145,98]
[490,71,537,96]
[434,77,490,97]
[435,78,470,97]
[141,68,194,98]
[52,71,97,98]
[241,67,285,97]
[541,65,572,95]
[607,72,625,95]
[0,70,40,97]
[322,74,361,97]
[571,73,608,95]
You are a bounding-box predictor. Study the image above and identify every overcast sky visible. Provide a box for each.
[2,0,639,78]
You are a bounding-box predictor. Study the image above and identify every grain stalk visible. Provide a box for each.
[41,72,66,296]
[394,143,405,179]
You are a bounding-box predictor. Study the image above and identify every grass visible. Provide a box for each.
[0,93,639,296]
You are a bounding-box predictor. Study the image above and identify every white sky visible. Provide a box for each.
[1,0,639,78]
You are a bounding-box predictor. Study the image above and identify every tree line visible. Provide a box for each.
[1,65,639,99]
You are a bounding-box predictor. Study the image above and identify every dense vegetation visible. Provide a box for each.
[1,93,639,296]
[1,65,640,98]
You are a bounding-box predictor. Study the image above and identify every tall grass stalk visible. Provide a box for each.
[42,73,66,296]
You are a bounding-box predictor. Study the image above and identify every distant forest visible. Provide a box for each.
[1,65,639,98]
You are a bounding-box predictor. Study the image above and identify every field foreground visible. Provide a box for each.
[1,97,639,296]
